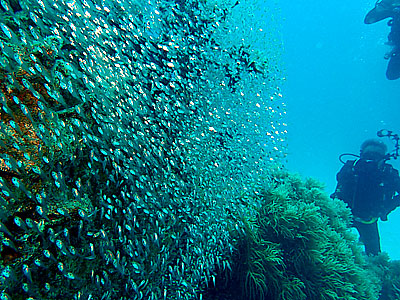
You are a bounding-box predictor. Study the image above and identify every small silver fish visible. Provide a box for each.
[44,282,51,293]
[0,221,13,237]
[22,264,32,283]
[57,262,65,274]
[47,228,55,243]
[64,272,76,280]
[0,292,11,300]
[43,250,57,262]
[57,207,71,218]
[0,23,21,45]
[0,0,11,11]
[34,258,46,268]
[36,205,50,221]
[2,237,17,251]
[14,216,27,231]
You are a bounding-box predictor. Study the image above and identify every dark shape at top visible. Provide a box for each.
[364,0,400,24]
[365,0,400,79]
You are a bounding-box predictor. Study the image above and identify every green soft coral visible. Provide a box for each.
[230,170,381,300]
[367,253,400,300]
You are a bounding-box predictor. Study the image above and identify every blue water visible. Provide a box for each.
[281,0,400,259]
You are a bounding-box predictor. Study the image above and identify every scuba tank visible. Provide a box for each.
[335,130,400,223]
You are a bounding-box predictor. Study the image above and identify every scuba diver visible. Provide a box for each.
[365,0,400,80]
[331,130,400,255]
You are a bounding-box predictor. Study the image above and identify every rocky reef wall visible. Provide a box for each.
[0,0,287,299]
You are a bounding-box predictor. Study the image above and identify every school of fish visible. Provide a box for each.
[0,0,287,298]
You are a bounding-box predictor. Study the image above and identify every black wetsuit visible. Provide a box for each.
[386,10,400,79]
[333,159,400,255]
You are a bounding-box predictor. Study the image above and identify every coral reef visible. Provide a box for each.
[367,253,400,300]
[2,0,397,299]
[205,171,385,300]
[0,0,286,299]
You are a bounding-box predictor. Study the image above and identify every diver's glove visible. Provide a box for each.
[378,195,400,221]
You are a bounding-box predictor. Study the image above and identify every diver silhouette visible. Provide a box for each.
[365,0,400,80]
[332,138,400,255]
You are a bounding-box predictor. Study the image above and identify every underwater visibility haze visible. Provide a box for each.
[281,0,400,260]
[0,0,400,299]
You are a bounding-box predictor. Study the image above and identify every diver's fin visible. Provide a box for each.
[386,52,400,80]
[365,2,395,24]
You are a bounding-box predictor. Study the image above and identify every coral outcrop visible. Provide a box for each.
[206,171,386,300]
